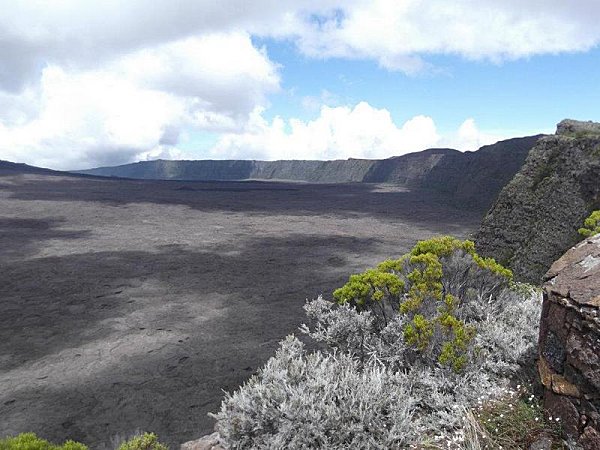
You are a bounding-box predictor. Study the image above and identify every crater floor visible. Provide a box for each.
[0,172,481,448]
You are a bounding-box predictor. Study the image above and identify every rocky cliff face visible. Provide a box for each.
[475,120,600,283]
[76,135,540,211]
[538,233,600,449]
[252,159,373,183]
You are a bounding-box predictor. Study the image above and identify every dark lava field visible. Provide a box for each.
[0,171,482,448]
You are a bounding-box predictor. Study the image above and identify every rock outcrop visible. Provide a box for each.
[74,135,540,211]
[475,120,600,283]
[538,233,600,449]
[181,432,225,450]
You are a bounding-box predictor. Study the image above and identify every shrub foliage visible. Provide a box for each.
[578,210,600,237]
[0,433,87,450]
[334,236,512,371]
[0,432,168,450]
[212,236,542,449]
[117,433,168,450]
[212,336,416,449]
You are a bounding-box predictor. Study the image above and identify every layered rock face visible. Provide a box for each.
[538,233,600,449]
[476,120,600,283]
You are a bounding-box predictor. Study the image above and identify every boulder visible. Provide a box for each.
[180,432,225,450]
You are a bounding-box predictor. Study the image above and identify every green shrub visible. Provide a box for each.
[117,433,167,450]
[0,433,87,450]
[333,236,511,372]
[578,210,600,237]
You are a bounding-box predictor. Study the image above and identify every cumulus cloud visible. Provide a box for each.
[3,0,599,91]
[209,107,517,161]
[210,102,440,160]
[0,32,280,170]
[0,1,598,168]
[441,119,511,152]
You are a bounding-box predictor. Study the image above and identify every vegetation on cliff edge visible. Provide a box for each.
[578,210,600,237]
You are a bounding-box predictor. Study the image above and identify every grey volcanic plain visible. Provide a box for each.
[0,171,481,448]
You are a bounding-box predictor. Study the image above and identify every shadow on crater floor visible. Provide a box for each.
[0,234,380,448]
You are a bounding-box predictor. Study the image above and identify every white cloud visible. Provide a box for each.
[210,107,520,161]
[0,0,298,91]
[119,33,280,121]
[1,1,598,168]
[294,0,600,73]
[0,32,280,170]
[443,118,509,152]
[210,102,440,160]
[2,1,599,90]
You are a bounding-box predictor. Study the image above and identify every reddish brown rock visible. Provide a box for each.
[539,234,600,445]
[579,426,600,450]
[544,235,600,307]
[544,390,579,437]
[566,331,600,392]
[551,374,581,398]
[538,357,553,389]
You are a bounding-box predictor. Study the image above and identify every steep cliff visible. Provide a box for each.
[252,159,373,182]
[422,136,542,210]
[362,135,540,210]
[475,120,600,283]
[76,135,540,211]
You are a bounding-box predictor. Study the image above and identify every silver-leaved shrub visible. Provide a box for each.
[211,336,417,449]
[212,237,542,449]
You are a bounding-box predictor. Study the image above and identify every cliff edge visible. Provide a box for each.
[475,120,600,284]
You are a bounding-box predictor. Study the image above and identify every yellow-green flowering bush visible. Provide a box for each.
[578,210,600,237]
[0,433,87,450]
[117,433,167,450]
[334,236,512,372]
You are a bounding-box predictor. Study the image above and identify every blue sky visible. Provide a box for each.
[264,39,600,133]
[1,1,599,170]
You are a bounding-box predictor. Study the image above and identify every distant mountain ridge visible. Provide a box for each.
[0,160,63,175]
[75,135,542,210]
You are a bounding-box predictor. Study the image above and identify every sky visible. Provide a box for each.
[1,1,599,170]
